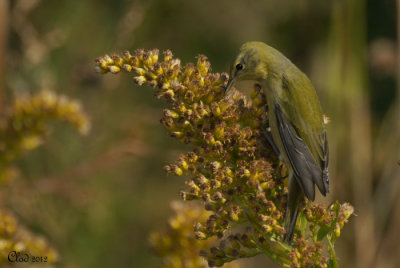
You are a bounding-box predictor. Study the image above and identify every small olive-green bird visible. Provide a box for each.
[225,41,329,243]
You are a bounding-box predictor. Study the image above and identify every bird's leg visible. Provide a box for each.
[279,163,288,179]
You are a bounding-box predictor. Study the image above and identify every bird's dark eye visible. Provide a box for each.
[236,63,243,71]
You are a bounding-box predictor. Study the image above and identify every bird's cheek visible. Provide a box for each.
[237,72,251,80]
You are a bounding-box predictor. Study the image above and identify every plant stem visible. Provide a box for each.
[327,236,338,268]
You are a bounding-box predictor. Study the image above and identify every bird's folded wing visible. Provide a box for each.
[275,103,328,201]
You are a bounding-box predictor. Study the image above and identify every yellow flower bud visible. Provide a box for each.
[170,131,183,139]
[162,82,171,91]
[103,54,113,65]
[229,211,239,222]
[334,223,341,237]
[150,49,159,65]
[108,65,120,74]
[163,49,173,62]
[133,76,146,85]
[261,224,273,232]
[122,64,132,72]
[163,89,174,100]
[194,231,207,240]
[132,67,146,76]
[163,109,179,119]
[211,102,221,117]
[111,55,124,66]
[122,51,131,61]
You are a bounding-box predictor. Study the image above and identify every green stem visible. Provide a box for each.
[327,236,338,268]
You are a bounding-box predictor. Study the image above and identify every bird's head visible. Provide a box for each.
[225,42,270,93]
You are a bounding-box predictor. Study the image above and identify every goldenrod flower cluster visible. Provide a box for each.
[150,201,239,268]
[0,210,58,264]
[96,49,354,267]
[0,90,89,181]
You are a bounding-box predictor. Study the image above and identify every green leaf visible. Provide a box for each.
[298,212,307,236]
[328,259,335,268]
[317,225,334,241]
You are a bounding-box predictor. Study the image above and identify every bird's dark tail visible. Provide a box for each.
[282,175,303,244]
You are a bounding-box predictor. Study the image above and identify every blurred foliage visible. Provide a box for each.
[1,0,399,267]
[0,90,89,181]
[0,210,58,265]
[0,89,89,265]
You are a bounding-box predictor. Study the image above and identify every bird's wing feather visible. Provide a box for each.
[275,103,328,201]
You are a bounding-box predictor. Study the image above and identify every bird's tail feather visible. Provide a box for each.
[282,176,303,244]
[282,202,299,243]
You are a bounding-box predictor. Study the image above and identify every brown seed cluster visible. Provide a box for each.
[96,49,354,267]
[289,238,327,268]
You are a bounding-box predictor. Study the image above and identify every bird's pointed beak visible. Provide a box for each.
[225,77,235,94]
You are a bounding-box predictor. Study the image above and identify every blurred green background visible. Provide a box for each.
[1,0,399,267]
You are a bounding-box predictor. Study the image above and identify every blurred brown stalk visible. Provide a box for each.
[0,0,9,111]
[328,0,400,267]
